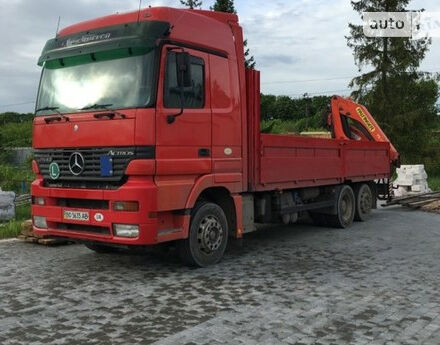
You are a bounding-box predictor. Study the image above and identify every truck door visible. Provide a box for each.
[155,45,212,211]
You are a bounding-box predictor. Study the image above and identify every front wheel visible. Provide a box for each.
[179,202,228,267]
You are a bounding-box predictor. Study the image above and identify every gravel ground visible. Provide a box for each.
[1,206,440,345]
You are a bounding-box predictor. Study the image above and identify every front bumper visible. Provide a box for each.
[31,177,158,245]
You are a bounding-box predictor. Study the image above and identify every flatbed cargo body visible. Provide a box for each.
[253,134,390,191]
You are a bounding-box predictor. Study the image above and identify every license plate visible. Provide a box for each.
[63,210,90,222]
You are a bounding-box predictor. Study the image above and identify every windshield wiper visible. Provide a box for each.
[80,104,127,120]
[36,106,70,123]
[80,103,114,111]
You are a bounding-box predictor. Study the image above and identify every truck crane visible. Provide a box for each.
[31,7,399,267]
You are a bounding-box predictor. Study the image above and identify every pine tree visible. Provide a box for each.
[347,0,439,168]
[211,0,236,13]
[211,0,256,69]
[347,0,430,99]
[180,0,202,9]
[244,39,256,69]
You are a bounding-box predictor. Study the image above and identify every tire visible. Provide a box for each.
[326,185,355,229]
[179,202,229,268]
[85,243,120,254]
[354,184,373,222]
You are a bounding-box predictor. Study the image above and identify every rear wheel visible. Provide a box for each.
[326,185,355,228]
[85,243,120,254]
[179,202,228,267]
[354,184,373,222]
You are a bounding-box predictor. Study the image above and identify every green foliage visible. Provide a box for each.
[260,94,329,134]
[0,220,22,239]
[260,94,330,122]
[428,176,440,191]
[0,205,31,240]
[347,0,440,177]
[244,39,256,70]
[0,112,33,124]
[211,0,236,13]
[0,121,32,148]
[0,112,34,194]
[347,0,431,97]
[0,112,33,148]
[180,0,202,9]
[0,164,33,194]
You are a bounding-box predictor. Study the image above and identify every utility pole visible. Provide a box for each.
[304,93,311,130]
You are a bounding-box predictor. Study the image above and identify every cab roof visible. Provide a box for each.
[58,7,239,58]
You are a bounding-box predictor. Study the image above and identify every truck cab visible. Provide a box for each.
[32,8,248,265]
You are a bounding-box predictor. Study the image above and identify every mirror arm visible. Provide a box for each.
[167,70,186,124]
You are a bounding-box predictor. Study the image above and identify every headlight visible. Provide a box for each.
[34,197,45,205]
[33,216,48,229]
[113,201,139,212]
[113,224,139,238]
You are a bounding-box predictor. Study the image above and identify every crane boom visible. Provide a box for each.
[329,96,400,165]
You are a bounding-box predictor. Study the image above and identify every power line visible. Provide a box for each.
[287,89,353,97]
[262,69,440,85]
[262,76,353,85]
[0,101,35,109]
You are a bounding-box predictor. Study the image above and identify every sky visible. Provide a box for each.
[0,0,439,113]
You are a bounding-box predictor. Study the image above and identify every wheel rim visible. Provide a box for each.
[359,187,372,215]
[197,215,224,255]
[341,192,354,223]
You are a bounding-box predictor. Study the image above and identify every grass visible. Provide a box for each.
[428,176,440,191]
[0,164,34,194]
[0,204,31,240]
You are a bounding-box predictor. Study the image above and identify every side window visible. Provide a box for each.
[164,52,205,109]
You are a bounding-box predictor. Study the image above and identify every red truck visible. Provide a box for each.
[31,7,399,267]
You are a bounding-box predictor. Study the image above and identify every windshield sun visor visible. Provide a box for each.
[38,21,170,66]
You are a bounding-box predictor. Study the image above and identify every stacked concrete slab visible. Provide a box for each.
[394,165,431,197]
[0,188,16,221]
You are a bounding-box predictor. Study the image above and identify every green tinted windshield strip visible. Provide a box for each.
[45,47,153,69]
[38,21,170,66]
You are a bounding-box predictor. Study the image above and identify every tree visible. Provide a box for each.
[211,0,235,13]
[347,0,430,100]
[180,0,202,9]
[274,96,295,120]
[244,39,256,69]
[211,0,256,69]
[347,0,439,170]
[260,94,277,120]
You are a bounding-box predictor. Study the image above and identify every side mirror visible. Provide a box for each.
[176,52,192,88]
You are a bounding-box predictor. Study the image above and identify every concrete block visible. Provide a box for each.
[0,190,15,221]
[393,165,431,197]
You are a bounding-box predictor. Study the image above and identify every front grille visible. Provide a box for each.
[56,198,109,210]
[44,180,123,190]
[34,146,154,188]
[56,223,110,235]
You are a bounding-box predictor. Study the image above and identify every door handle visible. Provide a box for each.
[198,148,211,158]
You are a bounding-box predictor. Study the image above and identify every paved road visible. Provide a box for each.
[1,207,440,345]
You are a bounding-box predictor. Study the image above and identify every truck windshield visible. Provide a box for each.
[36,50,155,115]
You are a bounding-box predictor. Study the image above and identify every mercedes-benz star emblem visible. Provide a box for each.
[69,152,85,176]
